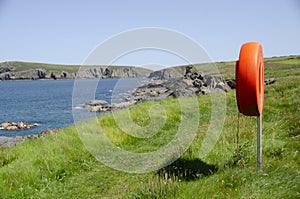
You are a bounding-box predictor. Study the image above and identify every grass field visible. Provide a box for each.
[0,56,299,198]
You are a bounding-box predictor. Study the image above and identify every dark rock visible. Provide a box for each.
[83,99,137,112]
[89,68,98,78]
[190,73,198,80]
[216,82,226,91]
[129,83,172,101]
[123,68,131,78]
[39,128,61,137]
[0,67,11,74]
[205,75,216,88]
[193,79,203,87]
[226,79,236,89]
[62,72,67,78]
[104,68,112,78]
[83,100,113,112]
[197,73,205,81]
[149,68,183,80]
[85,100,109,107]
[163,78,196,97]
[50,72,57,80]
[265,78,276,85]
[37,70,46,78]
[4,74,10,80]
[199,88,210,95]
[184,65,194,79]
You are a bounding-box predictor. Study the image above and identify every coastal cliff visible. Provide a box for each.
[148,67,185,80]
[0,61,152,80]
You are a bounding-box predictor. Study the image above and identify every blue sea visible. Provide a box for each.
[0,78,147,137]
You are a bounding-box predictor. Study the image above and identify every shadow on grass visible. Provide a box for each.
[158,158,217,181]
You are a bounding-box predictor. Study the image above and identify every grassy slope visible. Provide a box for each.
[216,55,300,79]
[0,56,299,198]
[1,61,81,73]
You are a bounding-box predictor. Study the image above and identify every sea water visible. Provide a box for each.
[0,78,147,137]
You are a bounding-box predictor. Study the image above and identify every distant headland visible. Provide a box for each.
[1,55,299,81]
[0,61,152,80]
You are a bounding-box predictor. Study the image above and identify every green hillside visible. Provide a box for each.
[216,55,300,79]
[0,55,299,198]
[0,61,81,73]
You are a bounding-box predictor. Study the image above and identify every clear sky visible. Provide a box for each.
[0,0,299,67]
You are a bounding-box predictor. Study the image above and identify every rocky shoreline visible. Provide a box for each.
[1,65,276,147]
[82,74,276,112]
[83,100,138,112]
[83,65,230,112]
[0,122,38,147]
[82,65,276,113]
[0,128,61,147]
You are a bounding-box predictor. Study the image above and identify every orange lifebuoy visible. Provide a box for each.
[236,42,264,116]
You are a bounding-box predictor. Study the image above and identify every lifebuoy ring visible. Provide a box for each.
[236,42,264,116]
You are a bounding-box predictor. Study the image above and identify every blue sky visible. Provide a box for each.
[0,0,299,67]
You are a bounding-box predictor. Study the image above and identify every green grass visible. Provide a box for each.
[215,55,300,79]
[1,61,81,73]
[0,56,300,198]
[172,55,300,80]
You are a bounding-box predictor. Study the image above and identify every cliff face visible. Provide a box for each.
[0,69,74,80]
[75,67,149,79]
[0,62,152,80]
[148,66,186,80]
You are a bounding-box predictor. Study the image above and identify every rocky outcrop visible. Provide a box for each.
[225,79,236,89]
[74,67,150,79]
[83,71,277,113]
[83,100,114,112]
[264,78,276,85]
[84,66,229,113]
[83,99,138,112]
[4,74,11,80]
[37,70,46,78]
[0,67,11,74]
[0,122,38,131]
[128,66,228,102]
[38,128,61,137]
[149,67,184,80]
[0,68,72,81]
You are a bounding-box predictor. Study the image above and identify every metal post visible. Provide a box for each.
[257,113,262,171]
